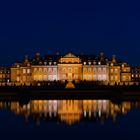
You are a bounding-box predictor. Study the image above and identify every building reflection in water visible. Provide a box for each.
[0,99,139,125]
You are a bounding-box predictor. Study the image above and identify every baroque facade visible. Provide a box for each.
[10,52,132,84]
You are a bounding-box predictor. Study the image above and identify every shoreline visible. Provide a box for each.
[0,87,139,101]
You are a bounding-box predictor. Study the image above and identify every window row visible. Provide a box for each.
[83,75,107,80]
[33,68,57,73]
[62,68,79,73]
[110,69,119,73]
[83,67,107,73]
[33,75,57,81]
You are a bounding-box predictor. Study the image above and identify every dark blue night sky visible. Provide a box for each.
[0,0,140,66]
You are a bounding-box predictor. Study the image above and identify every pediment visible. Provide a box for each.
[59,53,81,63]
[64,53,77,58]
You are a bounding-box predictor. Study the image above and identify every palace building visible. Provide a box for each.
[10,52,132,85]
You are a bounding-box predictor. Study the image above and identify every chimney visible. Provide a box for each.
[35,53,40,60]
[25,55,28,62]
[112,54,116,63]
[100,52,104,61]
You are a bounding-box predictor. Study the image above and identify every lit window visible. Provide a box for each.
[17,77,20,82]
[132,74,134,77]
[98,75,101,80]
[23,76,26,81]
[53,75,57,81]
[54,62,57,65]
[111,76,113,81]
[62,74,66,79]
[115,76,118,81]
[53,68,57,73]
[83,68,87,72]
[27,69,30,74]
[34,75,37,80]
[74,75,78,79]
[83,75,87,80]
[49,62,52,65]
[98,68,101,73]
[34,68,37,72]
[102,75,106,80]
[62,68,66,73]
[23,69,26,74]
[88,75,92,80]
[115,69,118,72]
[68,68,72,73]
[44,75,47,80]
[17,70,20,75]
[88,68,92,72]
[75,68,78,73]
[110,69,113,73]
[93,68,96,72]
[39,68,42,72]
[93,75,97,80]
[44,68,47,72]
[103,68,106,73]
[39,75,42,81]
[98,62,101,65]
[48,68,52,73]
[123,76,126,80]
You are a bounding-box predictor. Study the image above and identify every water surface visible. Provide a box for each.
[0,99,140,140]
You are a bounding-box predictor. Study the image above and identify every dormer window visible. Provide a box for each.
[98,62,101,65]
[49,62,52,65]
[54,62,57,65]
[93,61,96,65]
[88,61,91,65]
[84,62,86,65]
[39,61,42,65]
[44,62,47,65]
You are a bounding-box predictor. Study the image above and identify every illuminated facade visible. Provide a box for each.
[109,55,121,83]
[58,53,82,81]
[81,53,109,81]
[9,52,134,85]
[0,67,10,83]
[120,63,131,82]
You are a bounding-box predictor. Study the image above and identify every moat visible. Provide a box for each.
[0,98,140,139]
[0,95,140,140]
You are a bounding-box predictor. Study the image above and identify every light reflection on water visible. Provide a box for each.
[0,99,139,125]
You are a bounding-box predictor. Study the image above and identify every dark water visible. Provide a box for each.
[0,98,140,140]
